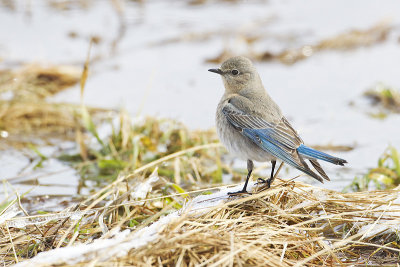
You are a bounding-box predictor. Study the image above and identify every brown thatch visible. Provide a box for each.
[2,178,400,266]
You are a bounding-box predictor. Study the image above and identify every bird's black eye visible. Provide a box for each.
[231,69,239,75]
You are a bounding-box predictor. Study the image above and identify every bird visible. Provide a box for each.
[208,56,347,195]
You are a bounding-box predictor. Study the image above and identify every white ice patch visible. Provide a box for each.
[0,205,21,225]
[131,170,159,200]
[356,192,400,239]
[3,210,94,228]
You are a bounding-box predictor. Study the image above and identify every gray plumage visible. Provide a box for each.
[209,56,347,194]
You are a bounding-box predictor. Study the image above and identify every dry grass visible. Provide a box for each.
[0,63,88,138]
[207,21,392,65]
[2,177,400,266]
[0,63,112,148]
[0,101,108,138]
[114,182,400,266]
[0,64,81,100]
[364,83,400,115]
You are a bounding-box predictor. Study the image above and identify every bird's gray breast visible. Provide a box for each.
[215,100,275,162]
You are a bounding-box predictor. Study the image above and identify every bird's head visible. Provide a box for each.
[208,56,261,94]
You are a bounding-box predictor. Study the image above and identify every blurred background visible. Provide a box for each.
[1,0,400,209]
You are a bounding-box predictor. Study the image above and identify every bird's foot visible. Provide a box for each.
[256,177,272,189]
[228,190,252,196]
[256,178,267,184]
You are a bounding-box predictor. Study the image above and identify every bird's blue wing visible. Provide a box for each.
[222,103,302,151]
[222,103,324,182]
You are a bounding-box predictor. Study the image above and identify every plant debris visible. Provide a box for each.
[364,83,400,114]
[346,146,400,192]
[0,63,109,145]
[2,177,400,266]
[207,22,392,65]
[0,64,81,100]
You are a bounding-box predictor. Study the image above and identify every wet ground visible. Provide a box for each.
[1,0,400,202]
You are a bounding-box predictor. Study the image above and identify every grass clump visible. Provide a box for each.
[207,21,391,65]
[120,183,400,266]
[364,83,400,116]
[346,146,400,192]
[0,64,81,100]
[61,110,226,189]
[0,63,108,146]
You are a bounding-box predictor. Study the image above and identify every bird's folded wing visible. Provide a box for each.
[222,103,323,182]
[222,103,303,152]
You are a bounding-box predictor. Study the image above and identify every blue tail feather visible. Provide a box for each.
[297,144,347,166]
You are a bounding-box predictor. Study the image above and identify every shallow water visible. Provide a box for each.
[1,0,400,201]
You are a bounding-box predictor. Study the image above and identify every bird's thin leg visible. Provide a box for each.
[265,160,277,188]
[228,160,253,195]
[257,160,277,188]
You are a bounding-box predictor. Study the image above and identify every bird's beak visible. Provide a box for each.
[208,68,223,75]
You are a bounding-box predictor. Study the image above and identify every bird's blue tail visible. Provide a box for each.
[297,144,347,166]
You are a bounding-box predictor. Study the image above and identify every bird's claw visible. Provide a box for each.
[256,177,272,189]
[256,178,267,184]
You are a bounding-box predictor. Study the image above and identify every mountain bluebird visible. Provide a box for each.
[209,56,347,194]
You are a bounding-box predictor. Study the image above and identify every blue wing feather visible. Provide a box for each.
[297,144,347,166]
[242,128,324,182]
[222,103,328,182]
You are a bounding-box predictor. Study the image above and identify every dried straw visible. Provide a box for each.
[4,178,399,266]
[113,181,400,266]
